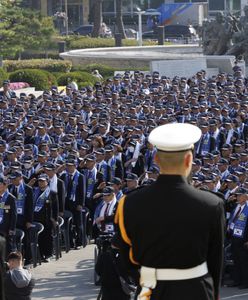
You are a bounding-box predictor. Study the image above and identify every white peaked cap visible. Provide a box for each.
[148,123,202,152]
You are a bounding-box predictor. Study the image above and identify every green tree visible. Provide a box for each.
[0,0,55,58]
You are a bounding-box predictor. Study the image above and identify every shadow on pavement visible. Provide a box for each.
[32,259,99,300]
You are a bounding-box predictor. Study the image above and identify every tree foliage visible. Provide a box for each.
[0,0,55,58]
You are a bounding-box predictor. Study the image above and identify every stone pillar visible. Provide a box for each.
[83,0,90,24]
[115,33,122,47]
[157,26,164,46]
[40,0,48,16]
[58,41,66,53]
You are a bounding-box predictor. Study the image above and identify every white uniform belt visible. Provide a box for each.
[140,262,208,288]
[156,262,208,281]
[138,263,208,299]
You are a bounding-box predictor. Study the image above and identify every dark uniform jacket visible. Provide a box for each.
[33,190,58,226]
[60,171,86,209]
[8,184,33,229]
[57,178,65,214]
[122,154,144,178]
[0,193,17,237]
[115,175,225,300]
[49,177,65,215]
[114,159,124,180]
[97,161,112,183]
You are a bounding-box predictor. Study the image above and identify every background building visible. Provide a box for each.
[22,0,248,30]
[23,0,89,28]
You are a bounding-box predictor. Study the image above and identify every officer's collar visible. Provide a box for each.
[157,174,188,185]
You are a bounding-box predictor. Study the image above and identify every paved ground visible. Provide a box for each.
[31,244,248,300]
[32,245,99,300]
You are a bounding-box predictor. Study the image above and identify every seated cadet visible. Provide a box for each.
[146,165,160,180]
[43,163,65,217]
[140,165,160,185]
[33,174,58,262]
[110,177,123,202]
[93,186,118,238]
[123,173,139,194]
[81,154,104,213]
[32,150,49,176]
[0,176,17,256]
[8,171,33,263]
[60,158,85,249]
[95,148,112,183]
[227,187,248,288]
[105,145,124,180]
[144,141,157,171]
[21,156,35,183]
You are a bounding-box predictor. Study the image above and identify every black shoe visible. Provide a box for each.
[42,256,51,263]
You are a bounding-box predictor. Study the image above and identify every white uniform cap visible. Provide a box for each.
[148,123,202,152]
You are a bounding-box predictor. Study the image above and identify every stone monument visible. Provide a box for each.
[202,6,248,61]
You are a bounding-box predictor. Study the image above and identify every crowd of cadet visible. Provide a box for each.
[0,64,248,288]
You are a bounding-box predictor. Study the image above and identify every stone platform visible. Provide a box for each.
[60,45,203,69]
[60,45,243,77]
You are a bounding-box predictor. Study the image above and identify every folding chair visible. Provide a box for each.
[30,222,44,268]
[53,216,64,260]
[61,210,73,253]
[15,229,25,254]
[82,207,90,248]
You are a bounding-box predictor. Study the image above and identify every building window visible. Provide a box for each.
[232,0,241,11]
[208,0,225,11]
[103,0,115,13]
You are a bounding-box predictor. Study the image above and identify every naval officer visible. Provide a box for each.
[114,123,225,300]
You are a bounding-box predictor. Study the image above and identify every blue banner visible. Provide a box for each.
[157,3,193,26]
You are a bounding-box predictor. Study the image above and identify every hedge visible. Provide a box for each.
[51,72,65,79]
[68,37,157,50]
[0,68,9,87]
[72,63,115,78]
[9,69,51,90]
[57,71,98,86]
[78,81,94,89]
[4,59,72,73]
[41,70,58,86]
[19,50,60,60]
